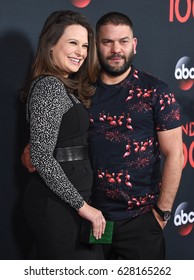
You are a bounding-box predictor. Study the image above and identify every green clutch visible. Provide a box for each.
[81,220,114,244]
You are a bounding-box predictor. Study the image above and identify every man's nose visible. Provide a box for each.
[111,41,121,53]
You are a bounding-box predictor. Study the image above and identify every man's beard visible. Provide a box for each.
[98,50,134,77]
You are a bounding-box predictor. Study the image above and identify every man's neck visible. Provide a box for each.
[100,67,132,85]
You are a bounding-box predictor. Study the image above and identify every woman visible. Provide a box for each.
[22,10,105,260]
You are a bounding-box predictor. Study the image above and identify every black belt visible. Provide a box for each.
[54,146,89,162]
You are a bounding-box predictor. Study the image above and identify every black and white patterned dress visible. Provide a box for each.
[23,76,100,260]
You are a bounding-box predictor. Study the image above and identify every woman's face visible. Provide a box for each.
[51,24,89,77]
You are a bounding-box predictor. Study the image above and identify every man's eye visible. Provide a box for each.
[103,41,112,45]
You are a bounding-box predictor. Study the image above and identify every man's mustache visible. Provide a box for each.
[107,54,125,59]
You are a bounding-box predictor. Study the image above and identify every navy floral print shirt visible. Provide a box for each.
[88,65,182,220]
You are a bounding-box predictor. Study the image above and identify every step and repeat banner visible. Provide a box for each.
[0,0,194,260]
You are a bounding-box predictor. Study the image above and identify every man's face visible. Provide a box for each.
[97,24,137,77]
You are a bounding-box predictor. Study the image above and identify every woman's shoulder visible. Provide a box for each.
[28,75,73,111]
[30,75,68,97]
[33,75,64,88]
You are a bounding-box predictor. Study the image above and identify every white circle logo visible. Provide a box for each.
[175,56,194,90]
[174,202,194,236]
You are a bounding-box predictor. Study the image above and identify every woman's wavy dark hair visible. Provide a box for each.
[21,10,99,107]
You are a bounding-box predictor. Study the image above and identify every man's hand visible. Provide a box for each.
[21,143,36,173]
[152,208,167,230]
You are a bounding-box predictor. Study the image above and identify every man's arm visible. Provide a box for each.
[21,143,36,173]
[153,126,184,227]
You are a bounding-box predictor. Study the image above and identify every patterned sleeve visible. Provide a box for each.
[27,76,84,210]
[153,81,182,131]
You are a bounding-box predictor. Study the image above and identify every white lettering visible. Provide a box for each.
[175,64,194,79]
[174,210,194,226]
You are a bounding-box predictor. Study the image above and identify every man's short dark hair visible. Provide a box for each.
[96,12,134,36]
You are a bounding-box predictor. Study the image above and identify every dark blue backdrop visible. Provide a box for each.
[1,0,194,260]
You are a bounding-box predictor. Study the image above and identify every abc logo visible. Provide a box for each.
[175,64,194,80]
[174,209,194,225]
[174,202,194,236]
[174,56,194,90]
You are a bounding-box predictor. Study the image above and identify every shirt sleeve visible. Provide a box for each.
[153,81,182,131]
[28,76,84,210]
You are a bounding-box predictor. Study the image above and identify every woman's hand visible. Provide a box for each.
[78,202,106,240]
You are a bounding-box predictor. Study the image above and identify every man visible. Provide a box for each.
[22,12,184,260]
